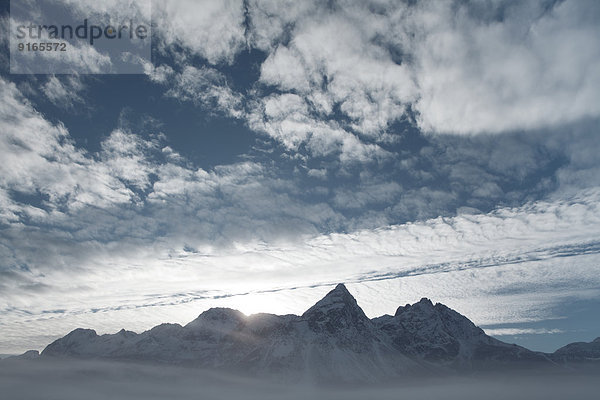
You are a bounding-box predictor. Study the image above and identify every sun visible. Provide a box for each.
[218,291,305,317]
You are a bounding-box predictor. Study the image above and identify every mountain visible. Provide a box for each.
[38,284,558,381]
[373,297,549,370]
[551,337,600,363]
[6,350,40,361]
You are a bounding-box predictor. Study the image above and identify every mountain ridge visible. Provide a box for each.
[15,284,598,381]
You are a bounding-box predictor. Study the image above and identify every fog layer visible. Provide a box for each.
[0,359,597,400]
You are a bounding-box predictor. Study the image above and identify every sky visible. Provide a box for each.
[0,0,599,355]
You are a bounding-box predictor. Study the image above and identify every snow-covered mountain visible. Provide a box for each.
[373,297,548,370]
[40,284,557,381]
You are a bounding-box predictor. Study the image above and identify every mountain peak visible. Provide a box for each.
[327,283,353,299]
[67,328,97,338]
[185,307,245,330]
[395,297,435,316]
[199,307,245,320]
[301,284,370,331]
[303,284,355,311]
[418,297,433,306]
[334,282,349,291]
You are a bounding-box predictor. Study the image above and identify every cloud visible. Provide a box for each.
[16,0,598,160]
[0,78,136,215]
[332,180,402,211]
[9,35,113,74]
[154,0,247,65]
[409,0,600,134]
[41,75,86,110]
[246,3,417,157]
[552,119,600,192]
[99,129,161,191]
[165,66,244,118]
[484,328,564,336]
[129,1,600,163]
[233,1,587,161]
[49,0,246,66]
[250,0,600,142]
[247,0,317,52]
[59,0,153,22]
[271,14,416,136]
[144,63,175,84]
[247,92,391,162]
[8,0,153,74]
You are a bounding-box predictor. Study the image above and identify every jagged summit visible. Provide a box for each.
[395,297,434,316]
[301,284,370,331]
[418,297,434,305]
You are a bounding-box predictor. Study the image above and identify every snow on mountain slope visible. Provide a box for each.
[292,284,420,381]
[40,284,554,381]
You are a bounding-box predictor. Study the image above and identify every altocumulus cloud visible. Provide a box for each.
[134,0,600,160]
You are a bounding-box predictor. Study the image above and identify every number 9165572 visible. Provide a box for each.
[17,42,67,51]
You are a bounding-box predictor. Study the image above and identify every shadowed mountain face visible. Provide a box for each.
[552,337,600,362]
[373,298,549,369]
[38,284,593,382]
